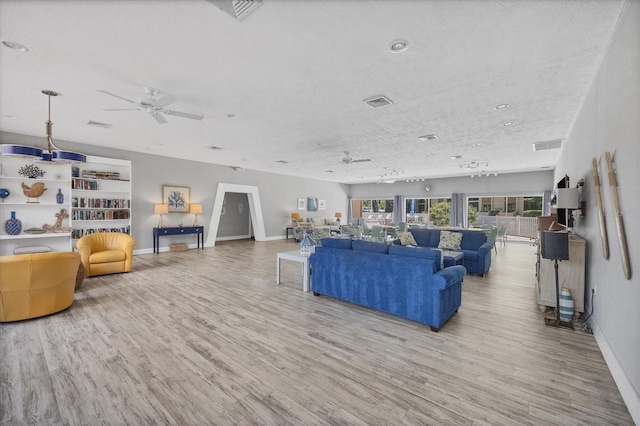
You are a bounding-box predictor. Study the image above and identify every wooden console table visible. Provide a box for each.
[153,226,204,253]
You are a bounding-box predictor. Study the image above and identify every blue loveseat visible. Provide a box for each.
[310,239,467,331]
[408,228,492,276]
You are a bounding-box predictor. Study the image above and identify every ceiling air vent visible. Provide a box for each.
[363,95,394,109]
[532,139,563,152]
[207,0,263,21]
[418,134,439,141]
[87,120,112,128]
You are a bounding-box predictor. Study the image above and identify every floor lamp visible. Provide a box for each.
[541,230,571,327]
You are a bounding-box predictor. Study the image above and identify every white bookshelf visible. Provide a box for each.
[70,155,132,246]
[0,156,72,256]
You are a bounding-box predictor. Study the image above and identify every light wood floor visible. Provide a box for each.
[1,240,633,425]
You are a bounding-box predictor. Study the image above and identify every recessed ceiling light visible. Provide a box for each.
[450,155,463,160]
[389,39,409,53]
[418,134,439,141]
[495,104,509,110]
[501,122,514,127]
[226,114,236,118]
[474,143,485,147]
[2,41,28,52]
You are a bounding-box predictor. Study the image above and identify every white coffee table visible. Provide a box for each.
[276,251,311,292]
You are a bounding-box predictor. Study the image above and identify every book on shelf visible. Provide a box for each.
[72,197,130,208]
[72,226,131,239]
[72,209,130,220]
[81,170,121,180]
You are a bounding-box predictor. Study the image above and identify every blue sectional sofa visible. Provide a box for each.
[408,228,492,276]
[310,239,467,331]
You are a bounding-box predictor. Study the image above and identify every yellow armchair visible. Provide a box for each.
[76,232,136,277]
[0,252,80,322]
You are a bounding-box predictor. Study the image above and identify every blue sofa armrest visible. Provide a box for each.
[478,242,493,256]
[432,265,467,290]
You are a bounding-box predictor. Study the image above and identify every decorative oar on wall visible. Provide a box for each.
[592,157,609,260]
[604,152,631,279]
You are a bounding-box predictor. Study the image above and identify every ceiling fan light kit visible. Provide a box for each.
[1,90,87,164]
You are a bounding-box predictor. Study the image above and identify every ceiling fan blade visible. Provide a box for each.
[149,111,168,124]
[351,159,371,163]
[102,108,141,111]
[154,94,177,108]
[97,90,137,104]
[162,109,205,121]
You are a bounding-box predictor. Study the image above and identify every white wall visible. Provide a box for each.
[554,1,639,422]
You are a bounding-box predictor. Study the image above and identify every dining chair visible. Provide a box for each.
[371,226,385,242]
[497,223,509,246]
[486,226,499,253]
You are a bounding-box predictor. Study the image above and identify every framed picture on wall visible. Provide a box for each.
[163,185,190,212]
[307,197,318,212]
[297,198,306,210]
[318,200,327,210]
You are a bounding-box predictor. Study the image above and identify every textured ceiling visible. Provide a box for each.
[0,0,624,184]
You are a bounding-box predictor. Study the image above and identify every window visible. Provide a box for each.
[351,199,394,224]
[405,197,451,225]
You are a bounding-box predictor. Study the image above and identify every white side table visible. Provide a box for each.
[276,250,311,292]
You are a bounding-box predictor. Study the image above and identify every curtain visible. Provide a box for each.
[542,190,553,216]
[450,193,466,227]
[393,195,404,224]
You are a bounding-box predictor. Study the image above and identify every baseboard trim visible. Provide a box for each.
[215,235,252,242]
[134,243,205,255]
[593,319,640,425]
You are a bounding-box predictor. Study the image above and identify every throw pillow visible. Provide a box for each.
[438,230,463,250]
[398,231,417,246]
[312,217,325,226]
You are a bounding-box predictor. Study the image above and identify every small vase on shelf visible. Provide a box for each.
[5,211,22,235]
[56,188,64,204]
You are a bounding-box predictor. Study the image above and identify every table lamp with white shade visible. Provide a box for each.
[190,203,203,226]
[556,188,580,229]
[154,203,168,228]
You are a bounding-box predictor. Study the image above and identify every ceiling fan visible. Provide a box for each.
[341,151,371,165]
[98,87,205,124]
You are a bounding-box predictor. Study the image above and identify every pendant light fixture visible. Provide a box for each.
[1,90,86,163]
[41,90,86,163]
